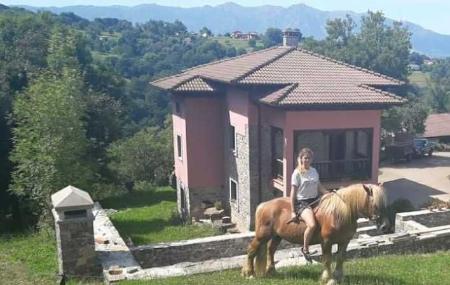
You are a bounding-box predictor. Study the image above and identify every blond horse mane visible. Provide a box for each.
[318,184,386,227]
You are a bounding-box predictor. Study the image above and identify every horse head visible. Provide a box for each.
[362,183,390,233]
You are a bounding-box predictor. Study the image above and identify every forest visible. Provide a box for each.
[0,6,449,231]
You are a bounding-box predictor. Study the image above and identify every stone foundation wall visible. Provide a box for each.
[395,209,450,232]
[228,130,252,231]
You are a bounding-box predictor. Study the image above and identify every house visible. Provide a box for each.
[423,113,450,143]
[230,31,259,40]
[151,30,405,231]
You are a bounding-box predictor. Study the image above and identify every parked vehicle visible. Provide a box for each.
[414,138,434,157]
[383,133,415,162]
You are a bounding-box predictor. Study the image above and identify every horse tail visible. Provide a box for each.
[254,203,268,277]
[254,240,267,277]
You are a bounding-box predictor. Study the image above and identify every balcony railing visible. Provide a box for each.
[272,158,283,180]
[313,159,371,182]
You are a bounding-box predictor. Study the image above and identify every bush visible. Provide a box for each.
[420,198,450,210]
[214,201,223,211]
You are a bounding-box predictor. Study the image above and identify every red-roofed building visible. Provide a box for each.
[151,32,405,230]
[423,113,450,142]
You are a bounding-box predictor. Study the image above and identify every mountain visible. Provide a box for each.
[19,2,450,57]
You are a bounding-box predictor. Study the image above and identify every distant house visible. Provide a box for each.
[151,30,405,231]
[230,31,259,40]
[423,113,450,143]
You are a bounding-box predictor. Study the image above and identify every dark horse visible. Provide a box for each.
[241,183,389,285]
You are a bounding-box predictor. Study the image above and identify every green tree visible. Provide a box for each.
[10,70,93,222]
[263,28,283,47]
[107,121,173,188]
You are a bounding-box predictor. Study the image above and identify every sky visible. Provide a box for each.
[3,0,450,35]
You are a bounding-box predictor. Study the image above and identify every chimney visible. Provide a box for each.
[283,28,301,47]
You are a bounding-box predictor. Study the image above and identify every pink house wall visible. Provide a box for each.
[172,99,189,186]
[227,88,249,135]
[284,110,382,195]
[185,97,224,188]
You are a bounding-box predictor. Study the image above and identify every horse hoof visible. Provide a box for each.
[265,266,276,276]
[326,279,337,285]
[241,268,255,278]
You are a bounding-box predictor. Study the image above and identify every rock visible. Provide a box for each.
[222,216,231,223]
[127,267,139,274]
[204,207,224,221]
[95,236,110,245]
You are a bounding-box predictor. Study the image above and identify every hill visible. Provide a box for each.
[19,2,450,58]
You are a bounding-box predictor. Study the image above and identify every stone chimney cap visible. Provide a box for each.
[51,185,94,210]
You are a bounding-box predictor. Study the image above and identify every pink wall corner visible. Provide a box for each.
[185,97,224,188]
[227,88,249,135]
[172,99,189,187]
[284,110,382,195]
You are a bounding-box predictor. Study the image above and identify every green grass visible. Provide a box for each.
[0,230,102,285]
[408,71,429,88]
[100,186,221,245]
[121,251,450,285]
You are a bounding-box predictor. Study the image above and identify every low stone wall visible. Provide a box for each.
[131,232,299,268]
[395,209,450,231]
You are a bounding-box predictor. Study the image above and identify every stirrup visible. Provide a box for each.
[301,247,314,263]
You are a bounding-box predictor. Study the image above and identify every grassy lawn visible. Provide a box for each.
[122,251,450,285]
[0,230,102,285]
[100,186,221,245]
[408,71,429,88]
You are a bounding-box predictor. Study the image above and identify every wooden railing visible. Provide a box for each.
[313,159,371,182]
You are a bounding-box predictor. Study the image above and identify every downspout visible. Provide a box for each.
[257,98,262,206]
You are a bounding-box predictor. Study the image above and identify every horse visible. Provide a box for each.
[241,183,389,285]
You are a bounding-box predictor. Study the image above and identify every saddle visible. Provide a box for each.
[286,199,321,225]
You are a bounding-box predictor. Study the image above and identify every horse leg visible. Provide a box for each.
[320,240,333,285]
[265,235,281,276]
[333,240,349,283]
[241,237,265,278]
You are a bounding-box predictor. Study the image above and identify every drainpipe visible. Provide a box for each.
[257,98,262,205]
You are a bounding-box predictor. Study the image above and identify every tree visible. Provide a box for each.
[107,122,173,188]
[263,28,283,48]
[248,38,256,48]
[10,70,93,222]
[199,26,212,37]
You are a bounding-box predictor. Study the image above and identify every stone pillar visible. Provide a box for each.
[51,185,100,278]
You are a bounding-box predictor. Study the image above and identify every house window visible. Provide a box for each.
[230,178,237,201]
[175,102,181,114]
[294,128,373,181]
[177,135,182,159]
[271,127,284,179]
[230,125,236,151]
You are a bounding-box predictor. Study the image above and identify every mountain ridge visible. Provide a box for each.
[17,2,450,57]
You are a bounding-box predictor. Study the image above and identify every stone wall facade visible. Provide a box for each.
[228,130,252,231]
[132,232,297,268]
[53,210,100,277]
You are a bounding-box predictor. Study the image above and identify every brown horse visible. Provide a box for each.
[241,183,389,285]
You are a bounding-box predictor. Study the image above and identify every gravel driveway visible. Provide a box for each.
[379,152,450,207]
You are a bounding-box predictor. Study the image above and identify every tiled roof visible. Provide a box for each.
[423,113,450,138]
[174,76,215,92]
[151,46,405,107]
[152,46,290,90]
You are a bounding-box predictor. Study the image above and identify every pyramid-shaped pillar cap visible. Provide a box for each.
[51,185,94,211]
